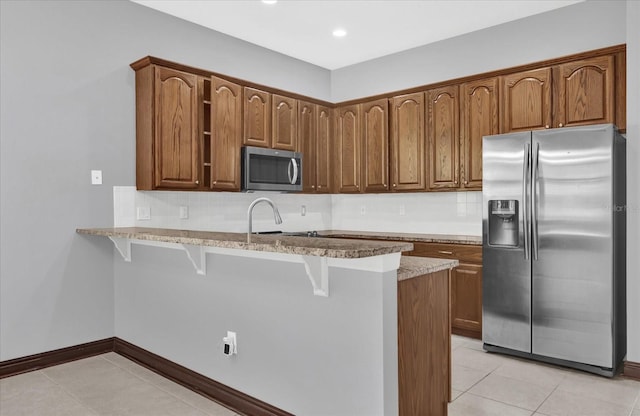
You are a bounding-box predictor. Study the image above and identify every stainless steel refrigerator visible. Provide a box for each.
[482,123,626,377]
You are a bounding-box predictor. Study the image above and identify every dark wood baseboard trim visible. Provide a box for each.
[623,360,640,381]
[0,338,114,379]
[113,338,292,416]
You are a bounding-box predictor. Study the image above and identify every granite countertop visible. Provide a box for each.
[318,230,482,245]
[397,256,459,281]
[76,227,413,259]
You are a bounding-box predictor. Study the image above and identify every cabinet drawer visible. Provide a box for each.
[408,242,481,264]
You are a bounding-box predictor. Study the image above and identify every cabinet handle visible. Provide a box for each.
[545,125,550,129]
[318,185,321,189]
[213,181,217,185]
[437,250,453,255]
[312,185,315,189]
[465,180,468,185]
[454,180,458,184]
[559,123,564,127]
[457,269,476,275]
[195,180,199,185]
[393,183,397,187]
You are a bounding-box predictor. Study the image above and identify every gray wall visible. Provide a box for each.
[0,0,330,361]
[331,0,626,102]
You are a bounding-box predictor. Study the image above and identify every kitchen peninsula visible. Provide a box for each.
[77,227,457,416]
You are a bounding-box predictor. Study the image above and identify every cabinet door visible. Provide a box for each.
[272,94,298,151]
[243,87,271,147]
[361,99,389,193]
[335,105,361,193]
[389,93,426,191]
[451,264,482,338]
[210,76,242,191]
[557,55,615,128]
[427,86,460,190]
[298,101,316,192]
[316,106,332,193]
[461,78,499,190]
[501,68,552,133]
[154,67,200,189]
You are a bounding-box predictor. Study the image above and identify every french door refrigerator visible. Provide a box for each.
[482,123,626,377]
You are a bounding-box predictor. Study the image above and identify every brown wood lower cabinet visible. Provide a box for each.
[406,242,483,339]
[451,264,482,339]
[398,269,450,416]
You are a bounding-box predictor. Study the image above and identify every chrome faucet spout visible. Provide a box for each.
[247,197,282,243]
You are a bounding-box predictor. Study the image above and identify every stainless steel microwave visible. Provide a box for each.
[241,146,303,192]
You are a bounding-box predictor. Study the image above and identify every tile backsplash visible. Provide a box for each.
[113,187,482,236]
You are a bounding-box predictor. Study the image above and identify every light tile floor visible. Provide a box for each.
[0,352,239,416]
[449,335,640,416]
[0,336,639,416]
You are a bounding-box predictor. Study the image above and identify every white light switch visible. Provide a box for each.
[91,170,102,185]
[301,205,306,216]
[179,206,189,219]
[399,205,406,216]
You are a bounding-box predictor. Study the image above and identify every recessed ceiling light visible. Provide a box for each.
[332,28,347,38]
[262,0,277,4]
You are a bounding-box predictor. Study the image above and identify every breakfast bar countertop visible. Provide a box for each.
[76,227,414,259]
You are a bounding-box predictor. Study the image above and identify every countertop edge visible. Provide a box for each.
[319,230,482,245]
[397,257,459,281]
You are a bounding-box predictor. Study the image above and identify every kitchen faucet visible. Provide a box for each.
[247,197,282,243]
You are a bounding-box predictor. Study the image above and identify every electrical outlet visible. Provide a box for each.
[136,206,151,220]
[360,205,366,215]
[179,206,189,219]
[301,205,306,216]
[90,170,102,185]
[399,204,406,216]
[223,331,237,356]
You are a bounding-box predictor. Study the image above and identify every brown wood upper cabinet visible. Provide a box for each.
[209,76,242,191]
[243,87,271,148]
[501,55,617,132]
[556,55,615,128]
[389,92,426,191]
[427,86,460,190]
[361,99,389,193]
[135,65,200,190]
[299,102,332,193]
[460,77,499,190]
[334,105,361,193]
[316,106,333,192]
[501,67,552,133]
[272,94,298,151]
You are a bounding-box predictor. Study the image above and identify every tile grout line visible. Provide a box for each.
[100,353,236,416]
[456,346,565,415]
[39,368,101,416]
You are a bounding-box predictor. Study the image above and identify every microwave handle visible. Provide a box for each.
[288,158,299,185]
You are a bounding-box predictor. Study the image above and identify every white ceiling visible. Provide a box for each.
[132,0,584,70]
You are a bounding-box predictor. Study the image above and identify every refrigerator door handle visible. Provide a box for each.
[532,142,540,261]
[523,143,531,260]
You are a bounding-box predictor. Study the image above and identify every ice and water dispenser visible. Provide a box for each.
[488,200,519,247]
